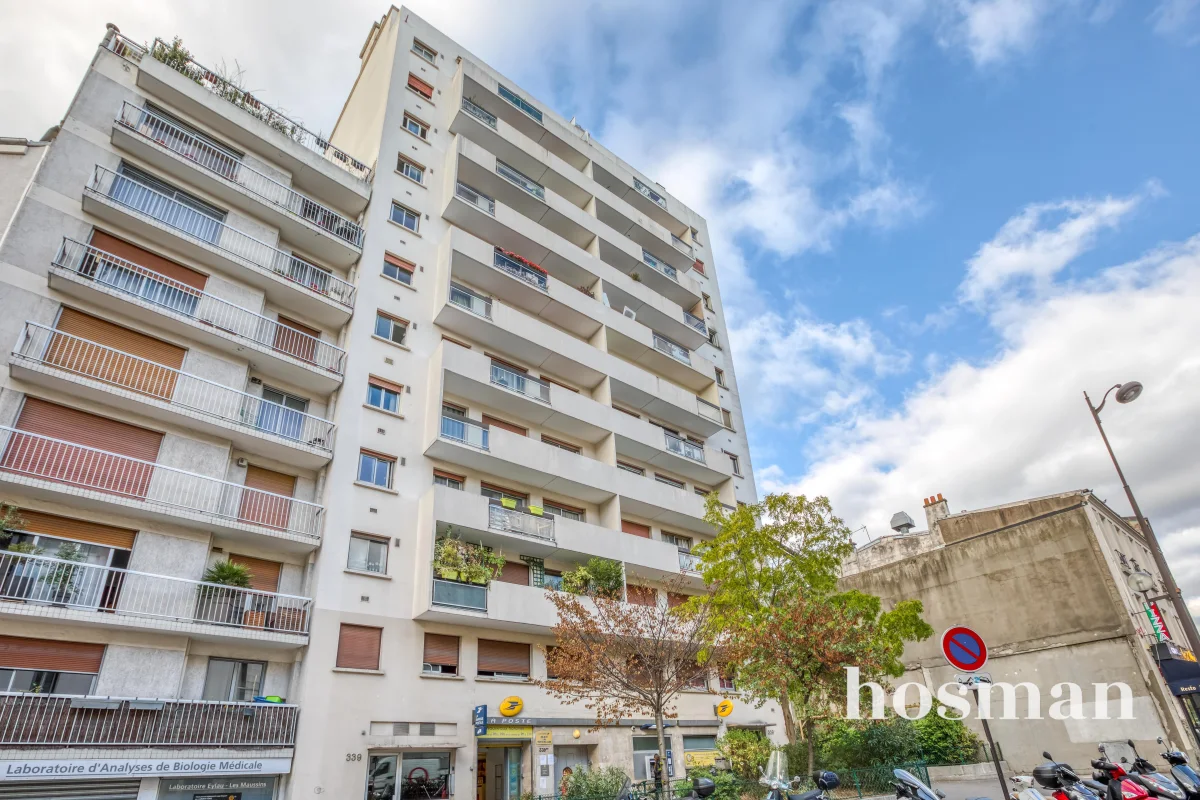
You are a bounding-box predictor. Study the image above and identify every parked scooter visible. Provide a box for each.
[1125,740,1185,800]
[893,767,948,800]
[758,752,841,800]
[1092,744,1152,800]
[1034,751,1104,800]
[1158,737,1200,800]
[1010,775,1038,800]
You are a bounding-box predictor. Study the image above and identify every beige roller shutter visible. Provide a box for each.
[16,510,136,550]
[495,561,530,586]
[51,308,185,399]
[0,635,104,673]
[237,465,296,531]
[273,315,320,364]
[89,230,208,290]
[422,633,460,668]
[621,520,651,539]
[229,554,282,592]
[336,624,381,670]
[477,640,530,675]
[482,414,528,436]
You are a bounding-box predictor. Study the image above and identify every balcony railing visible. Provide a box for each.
[697,397,722,424]
[491,362,550,404]
[432,577,487,611]
[117,103,364,248]
[440,416,489,450]
[633,178,668,209]
[53,239,346,375]
[664,431,706,464]
[679,551,702,573]
[498,85,543,124]
[641,250,678,281]
[449,283,492,319]
[86,166,355,309]
[496,160,545,201]
[653,333,692,365]
[147,38,371,182]
[0,551,311,635]
[0,427,323,541]
[683,311,707,335]
[13,323,335,452]
[488,502,555,542]
[671,233,693,257]
[0,692,298,747]
[493,249,548,291]
[462,97,498,129]
[456,181,495,215]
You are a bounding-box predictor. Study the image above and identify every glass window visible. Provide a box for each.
[349,532,388,574]
[728,453,741,476]
[617,462,645,476]
[481,485,527,508]
[715,368,726,388]
[375,313,408,345]
[541,436,581,455]
[367,382,401,414]
[367,754,398,800]
[703,293,713,312]
[359,453,394,488]
[398,156,424,184]
[662,532,691,551]
[721,409,734,429]
[442,403,466,420]
[684,735,718,751]
[390,202,420,232]
[202,658,265,702]
[0,668,96,695]
[412,40,437,63]
[543,502,583,522]
[543,570,563,591]
[399,752,452,800]
[383,256,414,285]
[403,114,428,139]
[434,471,463,490]
[655,474,684,489]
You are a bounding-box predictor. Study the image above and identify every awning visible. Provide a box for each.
[1159,655,1200,695]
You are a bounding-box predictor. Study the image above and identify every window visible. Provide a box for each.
[408,73,434,100]
[397,155,425,184]
[477,639,530,678]
[412,39,437,63]
[655,473,685,489]
[423,632,459,675]
[721,408,734,429]
[727,452,742,476]
[633,736,664,780]
[703,293,714,312]
[442,402,467,419]
[708,328,721,348]
[390,202,420,232]
[541,435,581,455]
[434,469,464,490]
[375,312,408,346]
[694,486,711,497]
[715,367,727,388]
[336,623,382,670]
[481,483,528,508]
[348,532,389,574]
[617,461,645,476]
[543,571,564,591]
[358,451,395,488]
[543,501,584,522]
[691,228,702,245]
[114,163,227,244]
[366,376,403,414]
[367,752,449,800]
[257,385,308,440]
[382,254,415,286]
[684,735,718,752]
[719,672,736,691]
[0,668,96,696]
[202,658,266,701]
[403,113,428,140]
[662,532,692,551]
[541,375,578,393]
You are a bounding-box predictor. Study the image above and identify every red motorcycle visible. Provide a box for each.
[1091,744,1152,800]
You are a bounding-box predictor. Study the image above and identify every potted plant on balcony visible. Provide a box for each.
[561,557,624,600]
[433,533,506,586]
[197,559,251,626]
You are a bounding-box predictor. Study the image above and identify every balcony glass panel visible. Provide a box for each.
[432,578,487,611]
[664,431,706,464]
[449,283,492,319]
[498,85,543,124]
[671,233,693,256]
[490,362,550,403]
[679,551,702,573]
[633,178,668,209]
[683,311,707,335]
[493,250,548,291]
[488,503,555,541]
[696,397,722,424]
[440,415,489,450]
[462,97,498,129]
[496,161,545,200]
[641,250,678,280]
[653,333,692,365]
[456,182,495,215]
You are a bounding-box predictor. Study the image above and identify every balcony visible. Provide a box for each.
[633,178,668,210]
[431,577,488,612]
[113,102,363,266]
[678,550,702,574]
[456,181,495,215]
[493,249,548,291]
[0,692,298,747]
[488,500,555,542]
[671,233,694,259]
[440,415,489,450]
[0,427,323,551]
[653,333,691,365]
[49,239,345,393]
[683,311,707,336]
[83,166,355,326]
[490,361,550,404]
[496,160,546,201]
[449,282,492,319]
[663,431,705,464]
[462,97,498,129]
[610,419,732,486]
[11,322,335,468]
[117,36,370,214]
[642,250,678,281]
[0,551,310,645]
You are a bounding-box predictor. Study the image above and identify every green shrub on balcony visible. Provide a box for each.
[434,533,506,586]
[562,557,624,599]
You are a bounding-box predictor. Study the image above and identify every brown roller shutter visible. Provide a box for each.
[336,624,381,670]
[51,308,186,399]
[89,230,208,290]
[3,399,162,498]
[477,640,530,675]
[482,415,527,436]
[627,585,656,606]
[238,465,296,530]
[16,510,136,550]
[229,554,282,592]
[495,561,530,586]
[0,635,104,673]
[621,520,651,539]
[422,633,460,667]
[667,592,688,609]
[408,74,434,99]
[273,315,320,364]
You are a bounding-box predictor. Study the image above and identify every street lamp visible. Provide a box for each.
[1086,382,1200,658]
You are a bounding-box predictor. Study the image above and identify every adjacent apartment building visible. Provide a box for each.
[0,8,775,799]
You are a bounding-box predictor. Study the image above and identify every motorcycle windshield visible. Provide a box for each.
[765,752,789,784]
[894,769,939,800]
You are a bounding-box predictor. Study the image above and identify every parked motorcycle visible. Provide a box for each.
[1034,751,1103,800]
[893,767,947,800]
[1093,744,1151,800]
[1158,737,1200,800]
[1125,740,1185,800]
[759,752,841,800]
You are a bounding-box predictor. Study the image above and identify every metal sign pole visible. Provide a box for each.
[972,687,1008,800]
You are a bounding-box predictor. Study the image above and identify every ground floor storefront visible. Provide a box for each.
[0,755,291,799]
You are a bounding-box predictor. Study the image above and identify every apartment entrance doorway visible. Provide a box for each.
[479,744,523,800]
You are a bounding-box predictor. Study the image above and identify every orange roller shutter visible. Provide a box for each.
[408,74,434,99]
[482,415,527,436]
[273,315,320,365]
[0,635,105,673]
[477,640,529,674]
[229,554,282,592]
[16,510,136,550]
[89,230,208,290]
[422,633,460,667]
[238,465,296,531]
[621,520,651,539]
[336,624,382,670]
[52,308,185,399]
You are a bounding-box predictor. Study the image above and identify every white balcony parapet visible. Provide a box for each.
[462,97,498,129]
[431,577,487,611]
[449,283,492,319]
[633,177,668,209]
[456,181,495,215]
[86,166,356,309]
[664,430,706,464]
[0,427,323,541]
[440,416,489,451]
[0,551,311,635]
[0,692,299,747]
[492,248,548,291]
[496,160,545,200]
[490,362,550,404]
[679,550,702,574]
[653,333,692,365]
[53,239,346,375]
[696,397,723,424]
[117,102,364,248]
[142,38,372,182]
[641,249,678,281]
[13,322,335,453]
[683,311,707,335]
[488,501,555,542]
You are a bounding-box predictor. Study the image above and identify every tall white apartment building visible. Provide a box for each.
[0,8,776,800]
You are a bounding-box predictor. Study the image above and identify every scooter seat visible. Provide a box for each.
[788,790,823,800]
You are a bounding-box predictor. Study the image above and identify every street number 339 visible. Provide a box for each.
[346,753,362,761]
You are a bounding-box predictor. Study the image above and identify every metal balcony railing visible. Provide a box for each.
[53,239,346,375]
[696,397,722,424]
[117,103,364,248]
[671,233,693,257]
[86,166,356,309]
[491,362,550,404]
[440,416,489,450]
[0,551,311,635]
[449,283,492,319]
[488,502,555,542]
[432,577,488,611]
[146,38,371,182]
[683,311,707,335]
[493,249,548,291]
[496,160,545,201]
[498,85,543,124]
[456,181,495,215]
[105,31,146,61]
[0,427,323,541]
[633,178,668,209]
[13,323,335,453]
[678,551,702,573]
[664,431,706,464]
[462,97,498,129]
[653,333,692,365]
[641,249,678,280]
[0,692,298,747]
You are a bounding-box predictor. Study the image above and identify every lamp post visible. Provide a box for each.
[1086,382,1200,658]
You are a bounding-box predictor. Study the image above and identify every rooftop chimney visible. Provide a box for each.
[890,511,916,533]
[923,493,949,546]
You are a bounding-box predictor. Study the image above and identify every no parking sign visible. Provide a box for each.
[942,626,988,672]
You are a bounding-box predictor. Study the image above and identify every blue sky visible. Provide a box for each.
[5,0,1200,604]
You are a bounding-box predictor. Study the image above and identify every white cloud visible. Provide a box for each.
[941,0,1117,65]
[1151,0,1200,42]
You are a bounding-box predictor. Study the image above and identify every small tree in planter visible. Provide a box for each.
[561,557,624,600]
[433,533,505,585]
[199,559,251,625]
